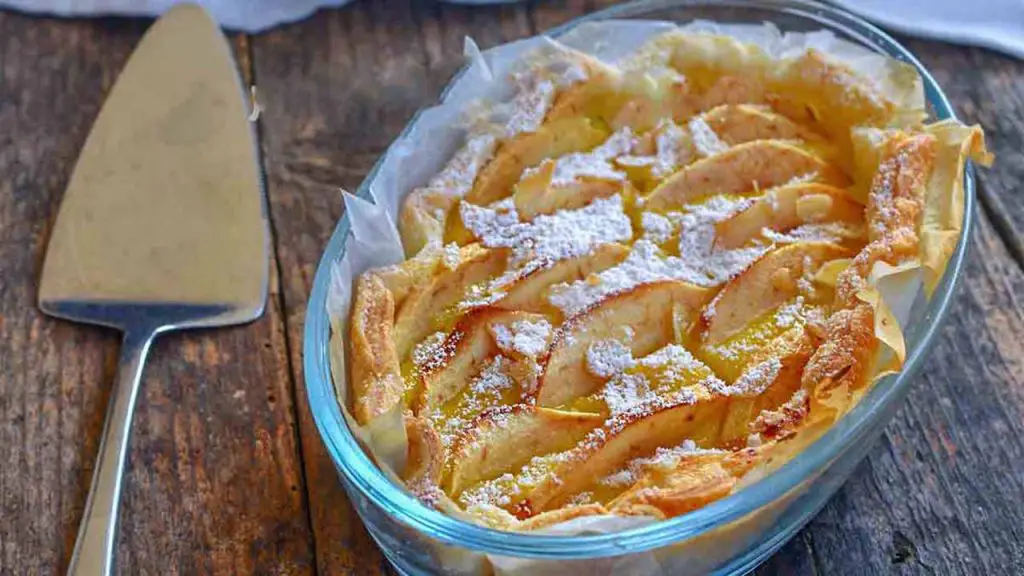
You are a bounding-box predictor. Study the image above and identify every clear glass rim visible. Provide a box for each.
[303,0,976,559]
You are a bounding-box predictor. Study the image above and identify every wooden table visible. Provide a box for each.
[1,1,1022,574]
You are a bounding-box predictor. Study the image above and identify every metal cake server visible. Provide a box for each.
[38,5,267,575]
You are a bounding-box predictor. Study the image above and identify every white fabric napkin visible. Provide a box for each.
[2,0,1021,58]
[832,0,1024,59]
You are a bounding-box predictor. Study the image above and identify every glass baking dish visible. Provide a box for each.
[303,1,978,573]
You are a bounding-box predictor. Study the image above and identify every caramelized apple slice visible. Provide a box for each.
[714,183,863,249]
[545,56,624,123]
[495,243,630,314]
[445,405,604,495]
[607,448,760,518]
[467,117,609,205]
[701,242,851,345]
[702,104,823,145]
[512,161,623,220]
[375,242,443,306]
[610,67,699,131]
[417,308,546,413]
[392,244,508,359]
[350,272,403,424]
[399,190,450,258]
[526,386,730,513]
[537,280,710,407]
[714,323,814,443]
[645,140,849,211]
[403,415,444,487]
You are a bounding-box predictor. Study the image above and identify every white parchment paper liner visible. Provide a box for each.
[323,18,937,575]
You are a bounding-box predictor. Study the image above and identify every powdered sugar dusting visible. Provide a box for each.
[641,211,674,244]
[412,331,453,372]
[762,222,861,245]
[532,128,636,186]
[459,473,517,508]
[460,194,633,268]
[653,121,690,177]
[442,242,461,270]
[419,134,497,199]
[688,116,729,157]
[566,491,595,507]
[616,120,690,179]
[504,79,556,137]
[600,439,725,487]
[722,357,782,397]
[775,296,806,329]
[469,356,516,395]
[548,195,767,315]
[585,339,636,378]
[602,373,657,415]
[492,319,552,358]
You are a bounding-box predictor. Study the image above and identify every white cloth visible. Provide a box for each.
[832,0,1024,59]
[1,0,1022,58]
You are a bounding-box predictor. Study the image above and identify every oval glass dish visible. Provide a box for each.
[303,1,979,574]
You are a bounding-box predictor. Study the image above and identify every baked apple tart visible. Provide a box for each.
[346,29,990,531]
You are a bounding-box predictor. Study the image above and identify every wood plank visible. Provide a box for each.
[0,13,314,574]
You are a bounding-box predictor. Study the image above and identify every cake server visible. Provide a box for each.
[38,5,267,575]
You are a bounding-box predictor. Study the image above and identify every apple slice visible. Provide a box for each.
[495,243,630,315]
[536,280,710,408]
[467,117,609,206]
[392,244,509,360]
[417,308,546,413]
[512,160,623,220]
[545,56,625,123]
[645,140,849,212]
[714,183,863,250]
[349,272,403,424]
[608,448,760,518]
[403,415,444,487]
[702,104,823,145]
[700,242,851,345]
[444,405,604,495]
[715,324,814,444]
[374,242,443,307]
[525,387,730,513]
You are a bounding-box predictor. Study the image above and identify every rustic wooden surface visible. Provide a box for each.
[1,1,1022,574]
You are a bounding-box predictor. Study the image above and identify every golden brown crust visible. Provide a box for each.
[349,273,403,425]
[445,406,605,495]
[517,504,610,531]
[608,451,756,518]
[801,302,877,394]
[403,414,444,487]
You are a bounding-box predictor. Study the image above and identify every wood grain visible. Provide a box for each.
[0,13,314,575]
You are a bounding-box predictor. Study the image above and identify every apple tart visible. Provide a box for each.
[347,29,990,531]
